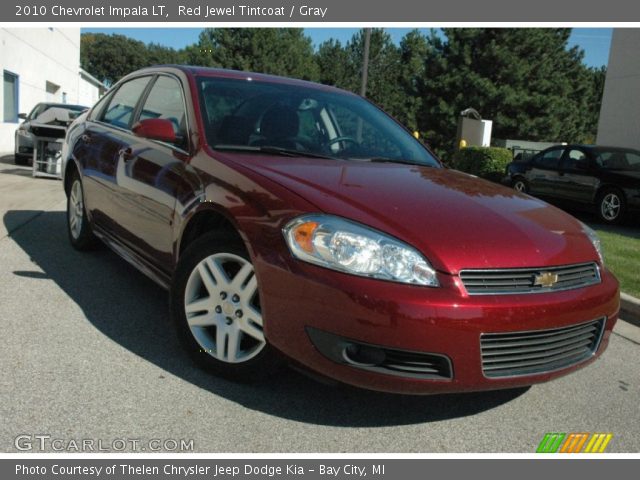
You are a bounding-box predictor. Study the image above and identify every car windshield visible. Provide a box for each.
[594,148,640,171]
[196,76,440,167]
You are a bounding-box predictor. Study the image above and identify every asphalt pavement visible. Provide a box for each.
[0,154,638,453]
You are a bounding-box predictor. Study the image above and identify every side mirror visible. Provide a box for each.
[132,118,176,144]
[18,113,27,120]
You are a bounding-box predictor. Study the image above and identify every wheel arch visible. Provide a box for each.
[63,158,80,196]
[177,205,247,262]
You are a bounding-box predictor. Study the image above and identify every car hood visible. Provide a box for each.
[225,154,599,274]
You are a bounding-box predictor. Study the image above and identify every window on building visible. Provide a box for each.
[3,71,19,123]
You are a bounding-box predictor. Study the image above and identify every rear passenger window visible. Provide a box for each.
[138,76,188,148]
[101,77,150,129]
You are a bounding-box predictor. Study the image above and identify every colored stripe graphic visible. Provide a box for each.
[537,433,613,453]
[536,433,566,453]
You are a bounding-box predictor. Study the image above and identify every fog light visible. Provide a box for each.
[343,344,386,366]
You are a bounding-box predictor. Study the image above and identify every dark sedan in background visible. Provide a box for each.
[505,144,640,224]
[15,102,88,165]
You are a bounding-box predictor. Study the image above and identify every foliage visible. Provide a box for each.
[80,33,180,85]
[419,29,605,156]
[453,146,513,182]
[195,28,319,80]
[80,28,607,157]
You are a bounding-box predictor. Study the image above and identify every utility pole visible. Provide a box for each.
[360,28,371,97]
[357,28,372,143]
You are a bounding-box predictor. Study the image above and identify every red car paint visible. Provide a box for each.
[64,66,619,394]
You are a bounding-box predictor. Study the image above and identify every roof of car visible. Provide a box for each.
[135,65,357,95]
[37,102,88,109]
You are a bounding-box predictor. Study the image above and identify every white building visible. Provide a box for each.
[597,29,640,150]
[0,28,106,152]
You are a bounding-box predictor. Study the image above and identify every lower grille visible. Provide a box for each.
[460,263,600,295]
[481,318,605,378]
[307,328,452,380]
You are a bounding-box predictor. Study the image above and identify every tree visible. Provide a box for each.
[419,29,604,156]
[194,29,319,80]
[81,33,180,85]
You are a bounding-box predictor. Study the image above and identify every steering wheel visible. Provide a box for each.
[327,136,358,147]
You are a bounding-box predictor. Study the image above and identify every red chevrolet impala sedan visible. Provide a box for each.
[61,66,619,394]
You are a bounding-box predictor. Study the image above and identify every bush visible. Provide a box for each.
[453,146,513,182]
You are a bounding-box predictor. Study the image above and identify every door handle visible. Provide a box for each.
[119,147,134,161]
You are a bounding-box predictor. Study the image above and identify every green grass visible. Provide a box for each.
[595,228,640,298]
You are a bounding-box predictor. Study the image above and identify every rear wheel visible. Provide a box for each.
[171,233,281,381]
[66,172,98,250]
[597,188,626,224]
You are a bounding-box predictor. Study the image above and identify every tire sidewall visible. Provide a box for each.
[66,172,97,250]
[170,233,280,381]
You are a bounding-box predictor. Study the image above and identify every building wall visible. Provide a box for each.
[78,76,101,107]
[0,28,83,152]
[597,29,640,150]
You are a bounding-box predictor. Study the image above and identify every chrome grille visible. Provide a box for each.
[480,318,605,378]
[460,263,600,295]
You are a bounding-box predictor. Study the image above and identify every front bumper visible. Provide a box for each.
[15,130,34,155]
[257,257,619,394]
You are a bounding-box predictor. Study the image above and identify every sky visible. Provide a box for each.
[81,27,613,68]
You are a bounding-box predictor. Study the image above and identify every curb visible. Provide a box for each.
[620,292,640,328]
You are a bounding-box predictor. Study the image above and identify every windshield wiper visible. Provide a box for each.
[213,144,337,160]
[365,157,426,166]
[258,146,337,160]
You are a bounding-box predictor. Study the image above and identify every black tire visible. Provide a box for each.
[170,232,282,381]
[14,154,30,166]
[596,188,626,225]
[66,171,98,250]
[512,177,528,193]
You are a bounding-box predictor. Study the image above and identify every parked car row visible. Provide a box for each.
[504,144,640,224]
[59,66,618,395]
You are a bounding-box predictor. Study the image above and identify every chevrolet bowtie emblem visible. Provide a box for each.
[533,272,559,288]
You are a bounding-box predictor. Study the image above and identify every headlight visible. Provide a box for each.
[283,214,439,286]
[17,129,30,137]
[581,222,604,265]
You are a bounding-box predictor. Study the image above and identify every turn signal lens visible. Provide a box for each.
[292,221,319,254]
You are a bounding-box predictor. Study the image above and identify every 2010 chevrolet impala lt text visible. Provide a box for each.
[61,66,619,394]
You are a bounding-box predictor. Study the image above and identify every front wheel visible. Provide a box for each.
[597,189,626,224]
[512,177,528,193]
[170,233,282,381]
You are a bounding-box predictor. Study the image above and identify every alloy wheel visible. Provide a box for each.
[600,192,621,221]
[68,179,84,240]
[183,252,265,363]
[513,180,526,192]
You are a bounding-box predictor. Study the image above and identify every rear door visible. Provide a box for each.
[109,74,193,273]
[73,76,153,234]
[526,146,565,196]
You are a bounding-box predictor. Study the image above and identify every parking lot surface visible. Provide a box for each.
[0,154,638,453]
